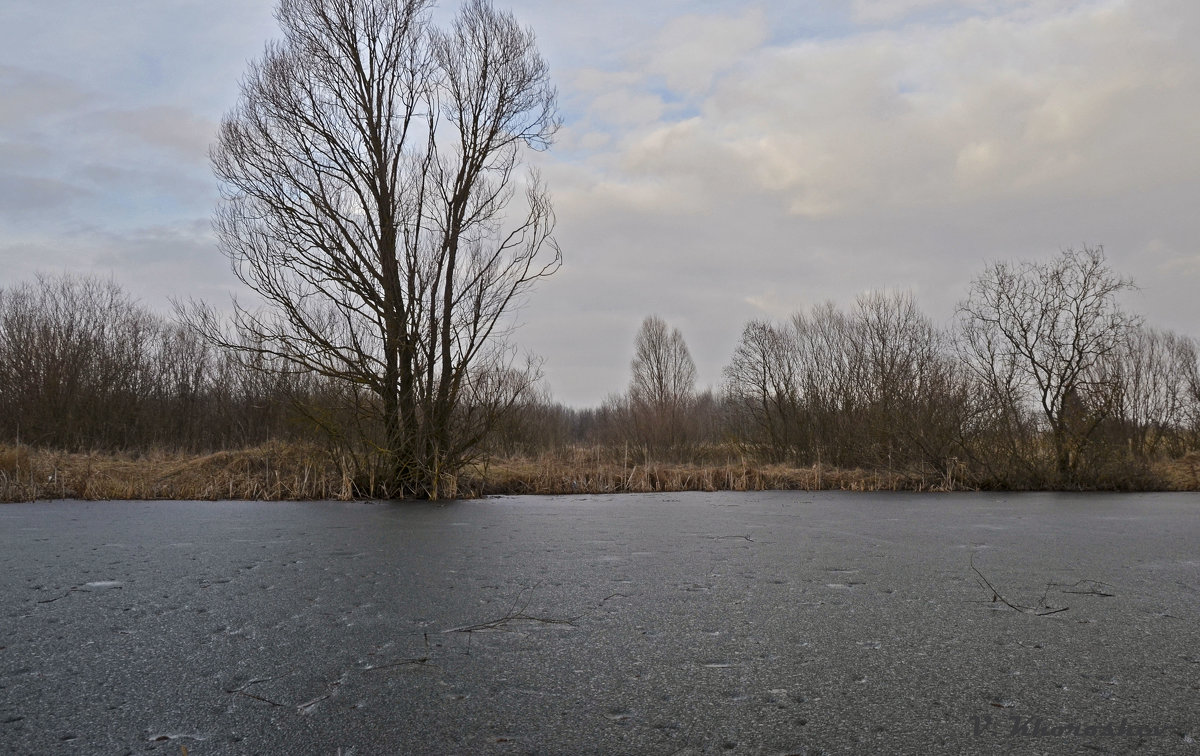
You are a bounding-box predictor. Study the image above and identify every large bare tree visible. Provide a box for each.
[958,246,1138,481]
[189,0,560,498]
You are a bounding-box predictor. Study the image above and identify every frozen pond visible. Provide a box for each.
[1,492,1198,754]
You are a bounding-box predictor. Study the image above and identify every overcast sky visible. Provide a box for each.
[2,0,1198,406]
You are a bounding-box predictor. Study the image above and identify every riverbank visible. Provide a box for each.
[3,443,1199,502]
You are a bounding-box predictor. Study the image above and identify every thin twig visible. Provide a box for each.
[444,581,580,633]
[233,690,284,707]
[444,613,577,633]
[297,676,345,713]
[225,672,291,707]
[362,657,436,672]
[1055,579,1115,597]
[970,553,1069,616]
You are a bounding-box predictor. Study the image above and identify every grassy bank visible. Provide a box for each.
[471,455,957,495]
[0,442,352,503]
[4,443,1199,502]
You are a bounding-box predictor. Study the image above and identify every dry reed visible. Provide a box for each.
[466,456,958,496]
[2,443,1195,503]
[0,442,348,503]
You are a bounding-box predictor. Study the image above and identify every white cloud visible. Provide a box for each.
[584,89,668,128]
[850,0,1112,25]
[0,219,235,313]
[0,174,92,221]
[0,65,92,129]
[641,8,769,95]
[522,0,1200,402]
[88,106,217,162]
[662,1,1200,215]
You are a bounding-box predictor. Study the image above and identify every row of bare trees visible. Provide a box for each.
[724,290,965,472]
[951,247,1198,484]
[2,247,1197,489]
[0,271,546,496]
[0,275,315,452]
[493,248,1200,488]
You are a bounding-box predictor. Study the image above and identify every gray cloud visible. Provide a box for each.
[0,65,92,129]
[0,173,92,221]
[0,219,235,313]
[87,106,217,162]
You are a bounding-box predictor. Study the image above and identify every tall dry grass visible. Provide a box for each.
[1155,451,1200,491]
[468,458,951,495]
[2,442,1196,503]
[0,442,350,502]
[463,444,968,495]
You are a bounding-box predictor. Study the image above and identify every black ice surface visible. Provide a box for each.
[1,492,1197,754]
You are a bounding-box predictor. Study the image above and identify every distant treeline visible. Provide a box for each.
[494,249,1200,489]
[0,274,315,452]
[2,246,1198,493]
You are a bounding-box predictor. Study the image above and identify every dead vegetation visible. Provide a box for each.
[970,553,1070,616]
[469,454,956,496]
[443,585,578,636]
[2,442,1197,503]
[1155,451,1200,491]
[0,442,351,502]
[969,553,1118,617]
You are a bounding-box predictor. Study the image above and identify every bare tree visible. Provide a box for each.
[791,301,858,465]
[0,274,157,450]
[186,0,560,498]
[628,315,697,454]
[723,319,801,461]
[725,293,967,472]
[958,246,1138,481]
[847,290,967,472]
[1102,327,1199,459]
[1188,344,1200,449]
